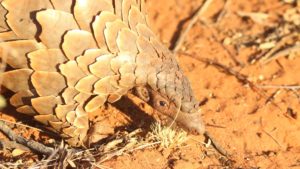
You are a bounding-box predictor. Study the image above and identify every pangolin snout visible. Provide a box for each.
[175,110,205,134]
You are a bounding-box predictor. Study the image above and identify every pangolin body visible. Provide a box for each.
[0,0,205,146]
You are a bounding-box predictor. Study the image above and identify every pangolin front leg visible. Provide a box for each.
[0,0,205,147]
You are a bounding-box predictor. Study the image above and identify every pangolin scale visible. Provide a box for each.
[0,0,204,147]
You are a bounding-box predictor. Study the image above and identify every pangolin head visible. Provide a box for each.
[133,51,205,134]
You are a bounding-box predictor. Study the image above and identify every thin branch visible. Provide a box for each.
[206,123,226,129]
[262,44,300,64]
[215,0,231,23]
[181,52,253,88]
[0,139,30,151]
[172,0,214,52]
[262,129,282,148]
[0,120,54,156]
[265,89,281,105]
[0,118,43,132]
[259,33,298,64]
[257,85,300,90]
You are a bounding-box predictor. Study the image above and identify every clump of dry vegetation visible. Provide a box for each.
[0,122,190,168]
[147,122,189,149]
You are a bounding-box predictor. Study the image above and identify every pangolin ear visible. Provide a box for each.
[134,86,150,102]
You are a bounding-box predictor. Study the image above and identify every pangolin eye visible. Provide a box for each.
[159,100,167,107]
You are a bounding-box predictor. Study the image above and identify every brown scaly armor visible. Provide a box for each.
[0,0,205,147]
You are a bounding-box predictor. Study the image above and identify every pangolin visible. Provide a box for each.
[0,0,205,147]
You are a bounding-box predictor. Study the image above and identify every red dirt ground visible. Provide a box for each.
[102,0,300,168]
[1,0,300,168]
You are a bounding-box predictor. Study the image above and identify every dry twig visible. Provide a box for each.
[257,85,300,90]
[259,33,298,64]
[0,118,43,132]
[172,0,214,52]
[180,52,253,87]
[0,120,54,156]
[215,0,231,23]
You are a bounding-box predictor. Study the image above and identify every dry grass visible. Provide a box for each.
[147,122,189,149]
[0,117,192,168]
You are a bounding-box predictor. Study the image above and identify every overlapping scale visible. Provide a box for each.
[31,71,66,96]
[50,0,73,12]
[59,60,86,87]
[55,104,77,122]
[62,30,97,60]
[74,92,91,103]
[136,23,155,39]
[104,19,127,53]
[36,9,78,48]
[119,62,136,88]
[10,90,34,107]
[0,40,45,68]
[49,121,64,132]
[16,105,36,116]
[62,87,79,104]
[0,3,9,32]
[92,11,118,49]
[136,36,156,57]
[34,114,59,126]
[28,49,66,72]
[121,0,137,25]
[84,95,107,112]
[75,75,98,94]
[74,0,113,31]
[0,0,192,147]
[76,49,109,74]
[107,88,127,103]
[89,54,115,78]
[94,75,119,95]
[2,69,33,92]
[117,28,138,54]
[128,5,146,32]
[2,0,52,39]
[31,96,62,115]
[110,53,135,73]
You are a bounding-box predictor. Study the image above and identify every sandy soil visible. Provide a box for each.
[1,0,300,168]
[103,0,300,168]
